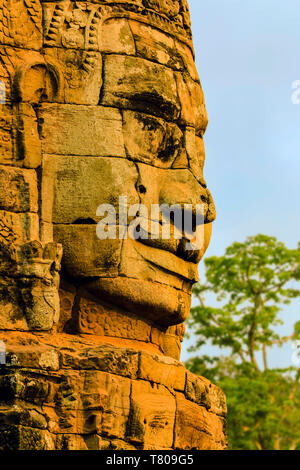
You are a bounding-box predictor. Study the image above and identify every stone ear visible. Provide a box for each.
[13,58,63,104]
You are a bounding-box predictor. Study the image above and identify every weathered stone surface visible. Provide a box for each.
[174,393,226,450]
[0,332,226,450]
[176,72,208,133]
[163,324,186,361]
[73,293,153,342]
[0,166,38,213]
[42,370,131,437]
[38,104,126,157]
[100,19,136,55]
[0,104,14,165]
[128,380,176,449]
[0,405,48,430]
[60,342,140,380]
[186,373,227,418]
[0,103,42,167]
[175,39,200,82]
[139,350,186,391]
[44,47,103,105]
[101,55,180,120]
[53,225,123,278]
[0,0,43,50]
[122,110,183,168]
[14,103,43,168]
[0,0,225,452]
[0,282,29,331]
[129,20,181,69]
[86,276,192,327]
[42,155,138,224]
[0,210,39,245]
[0,425,55,450]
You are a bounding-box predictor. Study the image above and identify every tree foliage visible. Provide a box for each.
[186,234,300,450]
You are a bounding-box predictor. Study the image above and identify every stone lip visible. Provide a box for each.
[0,331,227,450]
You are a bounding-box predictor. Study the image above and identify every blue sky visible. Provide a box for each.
[182,0,300,368]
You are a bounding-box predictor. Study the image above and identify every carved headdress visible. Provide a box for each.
[41,0,193,51]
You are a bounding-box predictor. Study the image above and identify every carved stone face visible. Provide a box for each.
[39,3,215,327]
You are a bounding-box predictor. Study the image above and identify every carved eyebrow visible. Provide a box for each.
[127,91,179,121]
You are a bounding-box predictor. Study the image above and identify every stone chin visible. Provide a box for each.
[58,223,213,327]
[85,277,191,327]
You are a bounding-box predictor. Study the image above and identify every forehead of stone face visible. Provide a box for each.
[99,17,208,134]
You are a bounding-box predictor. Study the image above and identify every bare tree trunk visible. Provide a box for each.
[249,323,259,369]
[262,343,268,370]
[249,298,260,370]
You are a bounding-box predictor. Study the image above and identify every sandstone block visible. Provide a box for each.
[100,19,136,55]
[61,343,139,380]
[55,433,89,451]
[0,166,38,213]
[101,55,180,120]
[175,40,200,82]
[0,104,14,165]
[83,371,131,439]
[176,72,208,134]
[129,21,181,69]
[53,225,123,278]
[0,210,39,246]
[42,155,138,224]
[87,276,192,326]
[163,325,185,361]
[139,351,186,391]
[128,380,176,449]
[44,48,103,105]
[15,103,42,168]
[187,374,227,418]
[122,110,183,168]
[0,282,28,331]
[43,370,131,439]
[184,370,211,410]
[174,392,226,450]
[74,293,152,342]
[38,104,126,157]
[0,405,48,430]
[184,127,206,186]
[1,347,61,373]
[0,424,55,450]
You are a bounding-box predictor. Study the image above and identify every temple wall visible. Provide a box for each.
[0,0,226,450]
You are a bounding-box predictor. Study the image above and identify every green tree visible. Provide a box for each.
[186,234,300,450]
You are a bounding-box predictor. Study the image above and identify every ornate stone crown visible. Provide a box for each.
[41,0,193,46]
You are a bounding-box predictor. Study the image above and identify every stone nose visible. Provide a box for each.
[134,163,216,225]
[159,169,211,221]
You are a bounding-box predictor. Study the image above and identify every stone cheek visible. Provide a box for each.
[38,105,126,157]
